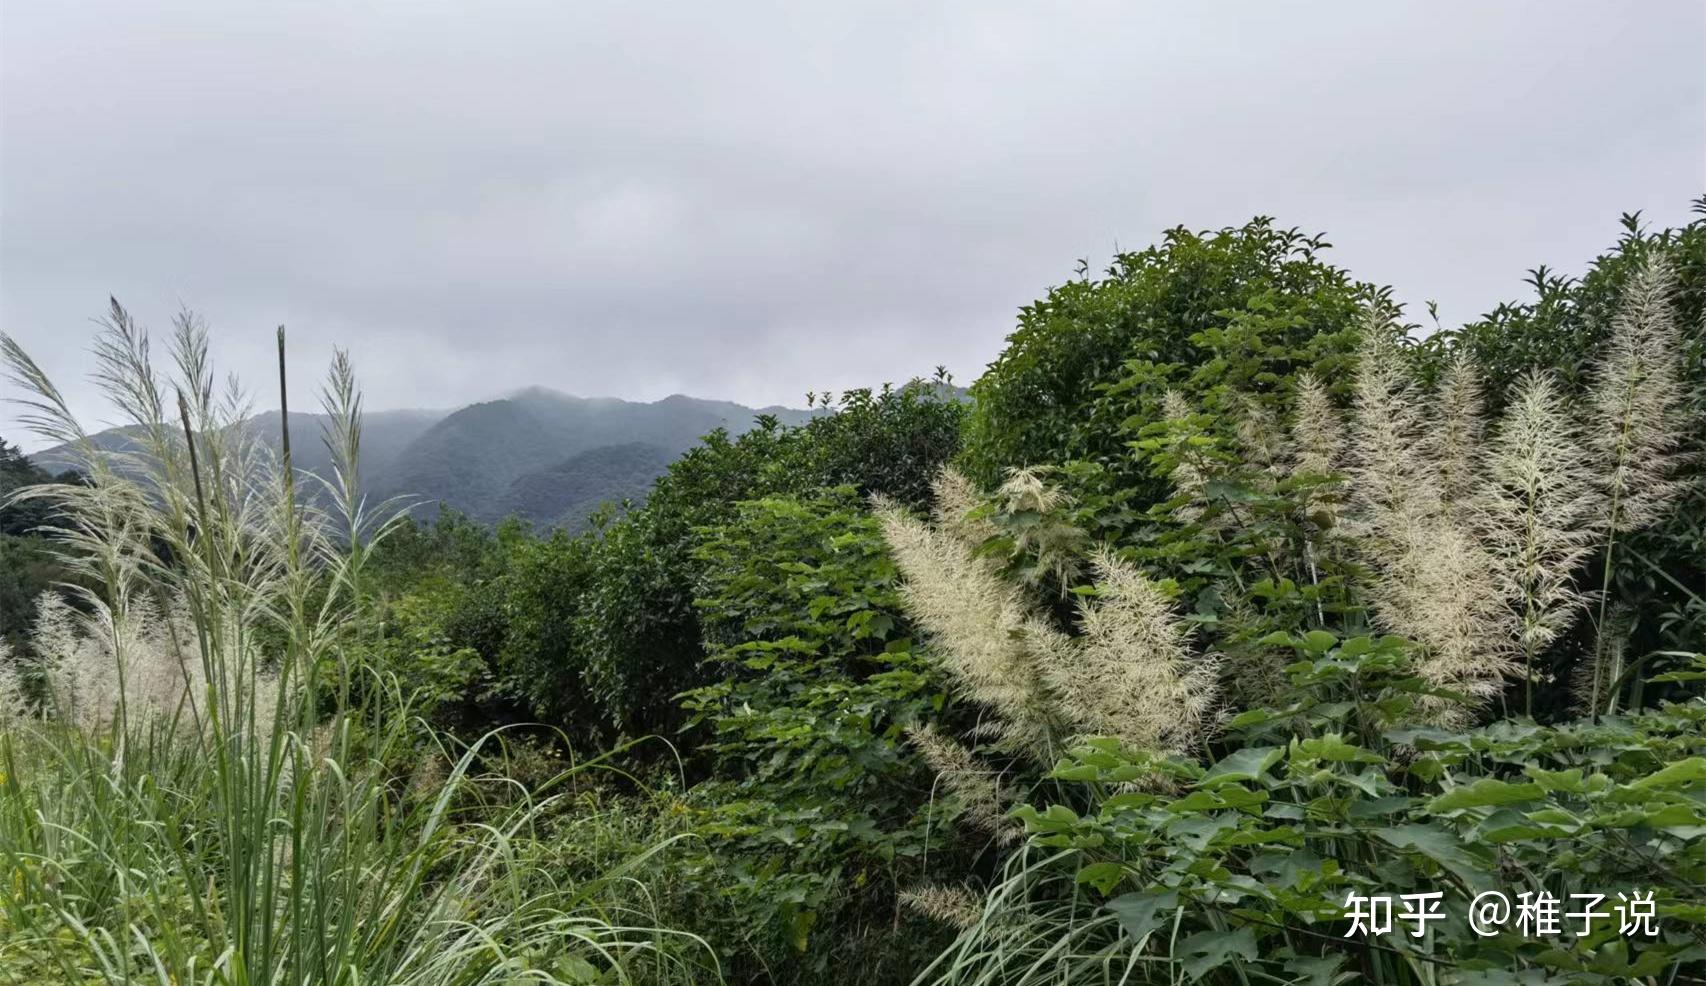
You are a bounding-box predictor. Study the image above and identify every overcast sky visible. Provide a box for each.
[3,2,1703,448]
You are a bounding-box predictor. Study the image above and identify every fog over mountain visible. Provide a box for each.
[4,2,1701,445]
[32,389,819,529]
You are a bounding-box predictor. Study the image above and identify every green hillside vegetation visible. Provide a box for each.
[369,388,820,523]
[32,380,822,531]
[1,201,1703,985]
[486,441,679,529]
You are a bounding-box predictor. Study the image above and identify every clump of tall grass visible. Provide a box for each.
[0,306,713,984]
[1342,257,1693,719]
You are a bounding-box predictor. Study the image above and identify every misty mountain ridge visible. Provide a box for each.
[28,391,821,530]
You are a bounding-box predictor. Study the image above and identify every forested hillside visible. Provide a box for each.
[30,383,820,529]
[2,203,1703,985]
[371,388,820,522]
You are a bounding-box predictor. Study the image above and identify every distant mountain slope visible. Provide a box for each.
[30,409,447,481]
[485,442,677,530]
[373,388,817,520]
[31,389,819,530]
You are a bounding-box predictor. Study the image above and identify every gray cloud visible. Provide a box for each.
[4,1,1702,446]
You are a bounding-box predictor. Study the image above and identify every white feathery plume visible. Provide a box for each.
[908,724,1021,843]
[1289,371,1343,481]
[1430,351,1487,515]
[1480,370,1603,695]
[1347,321,1441,546]
[1233,394,1290,479]
[0,640,29,723]
[899,884,985,930]
[1349,317,1511,722]
[879,470,1061,752]
[1372,521,1516,725]
[995,465,1087,590]
[1161,390,1210,523]
[1040,548,1218,752]
[1588,256,1692,535]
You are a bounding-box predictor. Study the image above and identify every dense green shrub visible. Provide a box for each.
[961,218,1383,500]
[923,643,1706,985]
[677,489,962,984]
[500,381,965,739]
[0,436,81,658]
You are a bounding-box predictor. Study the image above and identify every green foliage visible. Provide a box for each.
[926,641,1706,985]
[962,218,1382,503]
[492,526,600,728]
[1424,203,1706,403]
[1,436,83,660]
[13,201,1702,986]
[678,489,958,982]
[489,441,677,531]
[504,381,966,739]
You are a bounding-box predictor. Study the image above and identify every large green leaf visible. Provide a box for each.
[1428,778,1546,813]
[1175,925,1259,981]
[1200,746,1284,788]
[1106,888,1179,942]
[1373,824,1494,891]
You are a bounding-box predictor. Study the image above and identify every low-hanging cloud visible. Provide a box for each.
[3,1,1702,445]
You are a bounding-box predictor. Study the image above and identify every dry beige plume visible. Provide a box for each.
[908,724,1021,843]
[1429,351,1487,516]
[1348,320,1442,546]
[1039,547,1218,753]
[879,470,1059,752]
[0,640,29,724]
[996,465,1087,590]
[1161,390,1210,523]
[31,589,280,737]
[1234,394,1290,479]
[899,884,984,930]
[931,464,999,544]
[1289,371,1343,481]
[1349,317,1511,722]
[1589,256,1692,536]
[885,466,1221,755]
[1372,520,1515,725]
[1480,370,1603,676]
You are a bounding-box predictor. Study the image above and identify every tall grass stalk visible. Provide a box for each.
[0,309,714,984]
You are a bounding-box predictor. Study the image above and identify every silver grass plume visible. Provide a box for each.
[1480,370,1603,705]
[1289,371,1343,481]
[899,885,984,930]
[30,589,281,737]
[1233,393,1290,479]
[1348,317,1510,722]
[1036,548,1218,753]
[878,469,1061,752]
[1161,390,1210,523]
[1347,320,1441,544]
[1429,351,1487,517]
[931,464,999,545]
[995,465,1087,591]
[1378,522,1516,724]
[0,641,29,723]
[908,724,1022,843]
[1582,257,1693,713]
[1589,256,1692,535]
